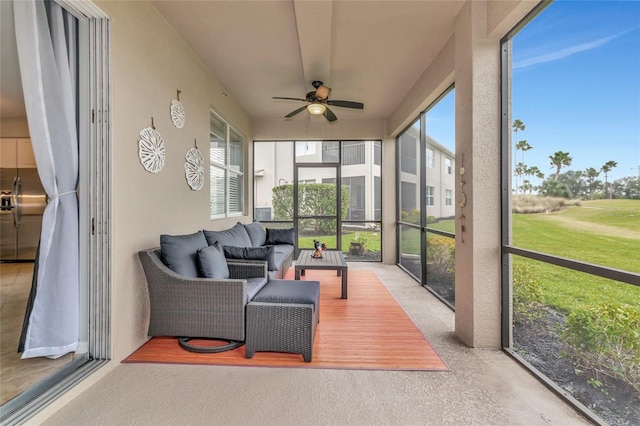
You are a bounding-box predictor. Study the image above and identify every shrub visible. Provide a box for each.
[539,180,572,198]
[426,215,437,224]
[272,183,349,233]
[511,195,581,214]
[512,262,544,323]
[562,303,640,392]
[426,236,455,276]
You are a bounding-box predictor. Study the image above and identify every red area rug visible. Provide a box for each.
[124,269,449,371]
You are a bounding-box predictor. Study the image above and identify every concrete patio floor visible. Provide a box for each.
[40,263,591,426]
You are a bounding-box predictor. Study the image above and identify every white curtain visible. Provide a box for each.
[14,0,79,359]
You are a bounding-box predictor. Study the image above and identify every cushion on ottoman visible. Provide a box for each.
[251,279,320,311]
[246,279,320,362]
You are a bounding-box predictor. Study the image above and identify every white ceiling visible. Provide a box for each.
[151,0,464,122]
[1,1,465,124]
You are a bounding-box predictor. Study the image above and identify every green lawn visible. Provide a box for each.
[427,219,455,234]
[512,199,640,314]
[298,230,382,253]
[297,200,639,316]
[513,201,640,273]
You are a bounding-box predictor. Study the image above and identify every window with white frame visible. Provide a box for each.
[426,147,435,168]
[426,186,435,206]
[210,110,244,218]
[445,189,453,206]
[445,157,452,174]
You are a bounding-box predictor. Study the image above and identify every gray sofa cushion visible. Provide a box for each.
[245,276,269,301]
[273,243,294,258]
[160,231,209,277]
[265,227,295,245]
[197,242,229,279]
[204,222,252,248]
[243,221,266,247]
[272,245,293,272]
[224,245,277,271]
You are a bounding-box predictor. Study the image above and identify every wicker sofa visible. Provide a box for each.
[138,222,296,351]
[138,248,268,344]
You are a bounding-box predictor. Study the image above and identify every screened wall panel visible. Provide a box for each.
[254,140,382,262]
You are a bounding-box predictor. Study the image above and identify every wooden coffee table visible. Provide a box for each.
[294,249,348,299]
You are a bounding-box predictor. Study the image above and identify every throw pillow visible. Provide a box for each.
[203,222,252,247]
[242,221,266,247]
[160,230,209,277]
[197,242,230,279]
[265,227,295,245]
[223,245,277,271]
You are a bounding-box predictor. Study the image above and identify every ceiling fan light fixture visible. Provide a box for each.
[307,103,326,115]
[315,85,331,100]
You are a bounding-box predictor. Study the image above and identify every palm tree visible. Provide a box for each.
[512,119,525,193]
[549,151,572,180]
[600,160,618,199]
[526,166,544,192]
[516,140,532,165]
[515,162,526,193]
[584,167,600,200]
[515,140,532,195]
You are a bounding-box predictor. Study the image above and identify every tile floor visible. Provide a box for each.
[0,262,74,405]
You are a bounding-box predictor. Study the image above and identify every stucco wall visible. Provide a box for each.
[454,0,503,348]
[96,0,253,362]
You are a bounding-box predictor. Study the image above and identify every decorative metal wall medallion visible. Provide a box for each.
[171,90,185,129]
[184,147,204,190]
[138,126,166,173]
[170,99,185,128]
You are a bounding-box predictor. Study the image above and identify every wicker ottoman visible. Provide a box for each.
[245,279,320,362]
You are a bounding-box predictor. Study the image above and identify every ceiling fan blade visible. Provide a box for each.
[323,107,338,122]
[285,105,308,118]
[273,96,307,102]
[326,100,364,109]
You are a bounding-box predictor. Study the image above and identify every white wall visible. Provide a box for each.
[96,0,253,362]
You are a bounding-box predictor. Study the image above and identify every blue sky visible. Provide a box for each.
[425,0,640,183]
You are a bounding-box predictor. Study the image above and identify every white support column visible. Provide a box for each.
[454,0,502,348]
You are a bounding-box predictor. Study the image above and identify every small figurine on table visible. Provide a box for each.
[311,239,326,258]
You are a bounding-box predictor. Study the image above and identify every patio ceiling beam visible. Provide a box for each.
[293,0,333,87]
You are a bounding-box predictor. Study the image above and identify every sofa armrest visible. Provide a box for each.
[138,248,248,340]
[227,259,268,279]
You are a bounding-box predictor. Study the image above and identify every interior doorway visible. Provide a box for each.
[1,1,110,422]
[0,0,75,405]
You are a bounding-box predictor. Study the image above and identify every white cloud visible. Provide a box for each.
[514,33,622,69]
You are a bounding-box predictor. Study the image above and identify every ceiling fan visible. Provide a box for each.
[272,80,364,122]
